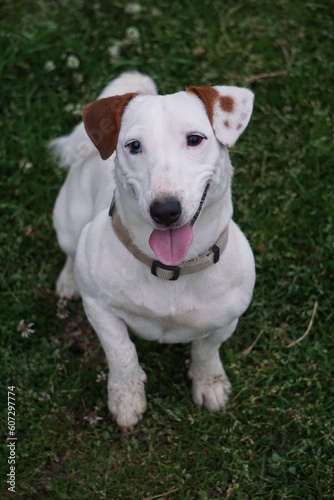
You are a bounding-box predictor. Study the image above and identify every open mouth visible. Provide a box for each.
[149,184,210,266]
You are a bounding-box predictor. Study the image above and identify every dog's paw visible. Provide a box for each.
[190,374,232,413]
[108,372,147,431]
[56,262,80,300]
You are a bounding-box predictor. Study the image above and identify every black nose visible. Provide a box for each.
[150,197,182,226]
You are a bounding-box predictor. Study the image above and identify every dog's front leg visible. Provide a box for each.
[83,299,147,431]
[188,321,238,413]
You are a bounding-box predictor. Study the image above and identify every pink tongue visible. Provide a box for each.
[149,225,194,266]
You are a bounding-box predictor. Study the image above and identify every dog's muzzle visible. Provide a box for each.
[148,185,210,267]
[149,184,209,228]
[109,183,228,281]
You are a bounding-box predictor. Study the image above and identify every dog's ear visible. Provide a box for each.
[186,86,254,147]
[82,93,137,160]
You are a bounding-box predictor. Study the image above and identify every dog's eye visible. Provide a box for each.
[187,134,205,147]
[126,140,142,154]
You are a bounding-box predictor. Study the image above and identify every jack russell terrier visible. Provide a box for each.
[52,72,255,430]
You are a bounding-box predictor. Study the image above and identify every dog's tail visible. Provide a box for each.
[97,71,157,100]
[50,71,157,168]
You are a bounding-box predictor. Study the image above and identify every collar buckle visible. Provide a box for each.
[151,261,181,281]
[210,244,220,264]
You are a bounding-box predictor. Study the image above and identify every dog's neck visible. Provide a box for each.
[110,200,230,280]
[113,180,233,265]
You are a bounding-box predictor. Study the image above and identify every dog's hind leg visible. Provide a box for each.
[56,256,80,300]
[53,157,101,299]
[188,321,238,412]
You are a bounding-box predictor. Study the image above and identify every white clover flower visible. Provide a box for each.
[18,158,33,170]
[84,408,103,424]
[44,60,56,72]
[66,54,80,69]
[96,371,107,383]
[71,104,83,117]
[64,103,82,117]
[17,320,35,338]
[124,3,142,14]
[108,43,121,59]
[126,26,141,42]
[33,392,51,402]
[64,103,75,113]
[151,7,162,17]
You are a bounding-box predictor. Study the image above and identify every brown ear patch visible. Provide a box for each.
[83,92,137,160]
[219,96,234,113]
[186,86,220,125]
[187,86,235,122]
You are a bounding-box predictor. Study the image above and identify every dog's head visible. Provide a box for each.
[83,85,254,266]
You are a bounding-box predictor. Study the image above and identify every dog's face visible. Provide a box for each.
[117,93,221,221]
[83,86,254,265]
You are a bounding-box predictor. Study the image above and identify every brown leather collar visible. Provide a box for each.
[109,203,229,281]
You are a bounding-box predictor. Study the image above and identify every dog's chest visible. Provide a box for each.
[110,280,229,343]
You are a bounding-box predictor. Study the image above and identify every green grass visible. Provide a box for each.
[1,0,333,498]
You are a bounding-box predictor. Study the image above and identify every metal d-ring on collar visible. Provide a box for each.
[109,200,229,281]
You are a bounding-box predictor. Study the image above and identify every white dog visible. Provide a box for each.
[52,72,255,430]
